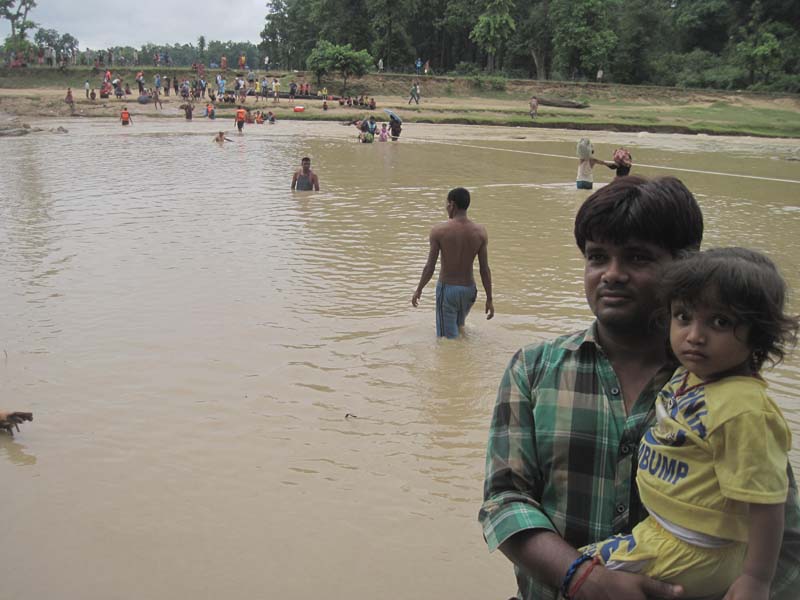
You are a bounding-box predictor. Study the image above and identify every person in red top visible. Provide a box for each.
[234,105,247,133]
[120,107,132,125]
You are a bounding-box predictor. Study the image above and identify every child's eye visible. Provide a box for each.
[672,310,690,322]
[712,316,733,329]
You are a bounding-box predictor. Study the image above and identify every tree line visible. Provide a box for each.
[260,0,800,91]
[3,0,798,91]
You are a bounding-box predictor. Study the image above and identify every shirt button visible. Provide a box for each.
[610,387,620,395]
[616,503,626,514]
[621,445,630,455]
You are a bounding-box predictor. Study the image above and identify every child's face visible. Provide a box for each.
[669,300,752,380]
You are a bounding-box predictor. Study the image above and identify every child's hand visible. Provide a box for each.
[723,574,770,600]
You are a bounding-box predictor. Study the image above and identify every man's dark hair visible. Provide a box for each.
[301,157,311,163]
[574,176,703,256]
[660,247,799,371]
[447,187,471,210]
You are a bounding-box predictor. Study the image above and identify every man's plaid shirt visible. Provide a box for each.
[479,324,800,600]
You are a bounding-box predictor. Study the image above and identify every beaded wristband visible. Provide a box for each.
[560,553,593,600]
[568,556,601,599]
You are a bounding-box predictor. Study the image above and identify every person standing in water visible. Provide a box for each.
[411,187,494,339]
[120,106,132,125]
[234,105,247,133]
[291,157,320,191]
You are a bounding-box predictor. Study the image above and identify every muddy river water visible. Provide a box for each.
[1,118,799,599]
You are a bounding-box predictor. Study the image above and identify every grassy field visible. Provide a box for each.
[2,66,799,138]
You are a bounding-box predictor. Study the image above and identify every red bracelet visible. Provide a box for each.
[568,556,601,598]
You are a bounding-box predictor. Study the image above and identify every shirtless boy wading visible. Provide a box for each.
[412,187,493,338]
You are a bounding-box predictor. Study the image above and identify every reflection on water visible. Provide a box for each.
[1,118,798,600]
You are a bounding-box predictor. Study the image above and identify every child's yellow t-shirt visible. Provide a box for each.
[637,367,791,542]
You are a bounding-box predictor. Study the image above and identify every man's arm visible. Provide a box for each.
[411,230,440,307]
[291,171,298,190]
[477,230,493,319]
[312,173,320,191]
[481,351,683,600]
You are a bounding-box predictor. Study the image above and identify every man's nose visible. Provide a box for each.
[601,258,629,284]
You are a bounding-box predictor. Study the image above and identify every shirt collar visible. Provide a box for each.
[561,321,601,352]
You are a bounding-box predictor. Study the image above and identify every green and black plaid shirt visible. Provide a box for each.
[479,324,800,600]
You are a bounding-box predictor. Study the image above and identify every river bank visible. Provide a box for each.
[2,67,799,137]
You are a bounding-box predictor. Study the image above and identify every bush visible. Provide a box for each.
[650,50,748,90]
[749,74,800,93]
[453,61,480,76]
[467,74,507,91]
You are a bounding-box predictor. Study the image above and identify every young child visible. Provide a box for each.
[609,147,632,177]
[378,123,389,142]
[574,248,797,600]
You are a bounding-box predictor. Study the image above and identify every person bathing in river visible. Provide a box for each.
[411,187,493,339]
[214,131,233,144]
[576,137,615,190]
[291,157,320,191]
[609,147,633,177]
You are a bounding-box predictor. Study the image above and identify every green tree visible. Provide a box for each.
[734,23,783,85]
[508,0,551,79]
[306,39,334,84]
[306,40,372,92]
[1,0,37,50]
[550,0,617,79]
[469,0,515,71]
[611,0,673,83]
[671,0,732,53]
[198,35,206,61]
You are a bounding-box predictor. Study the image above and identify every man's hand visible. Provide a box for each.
[722,574,769,600]
[485,299,494,320]
[0,412,33,436]
[576,567,684,600]
[411,290,422,307]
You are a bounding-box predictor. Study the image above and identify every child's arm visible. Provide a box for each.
[723,502,784,600]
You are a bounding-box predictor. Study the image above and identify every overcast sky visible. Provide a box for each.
[1,0,268,49]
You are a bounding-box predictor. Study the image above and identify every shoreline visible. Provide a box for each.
[2,70,799,138]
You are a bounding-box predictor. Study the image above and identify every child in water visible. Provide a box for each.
[378,123,389,142]
[576,248,797,600]
[609,147,633,177]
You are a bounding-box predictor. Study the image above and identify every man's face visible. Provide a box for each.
[584,239,673,333]
[301,160,311,173]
